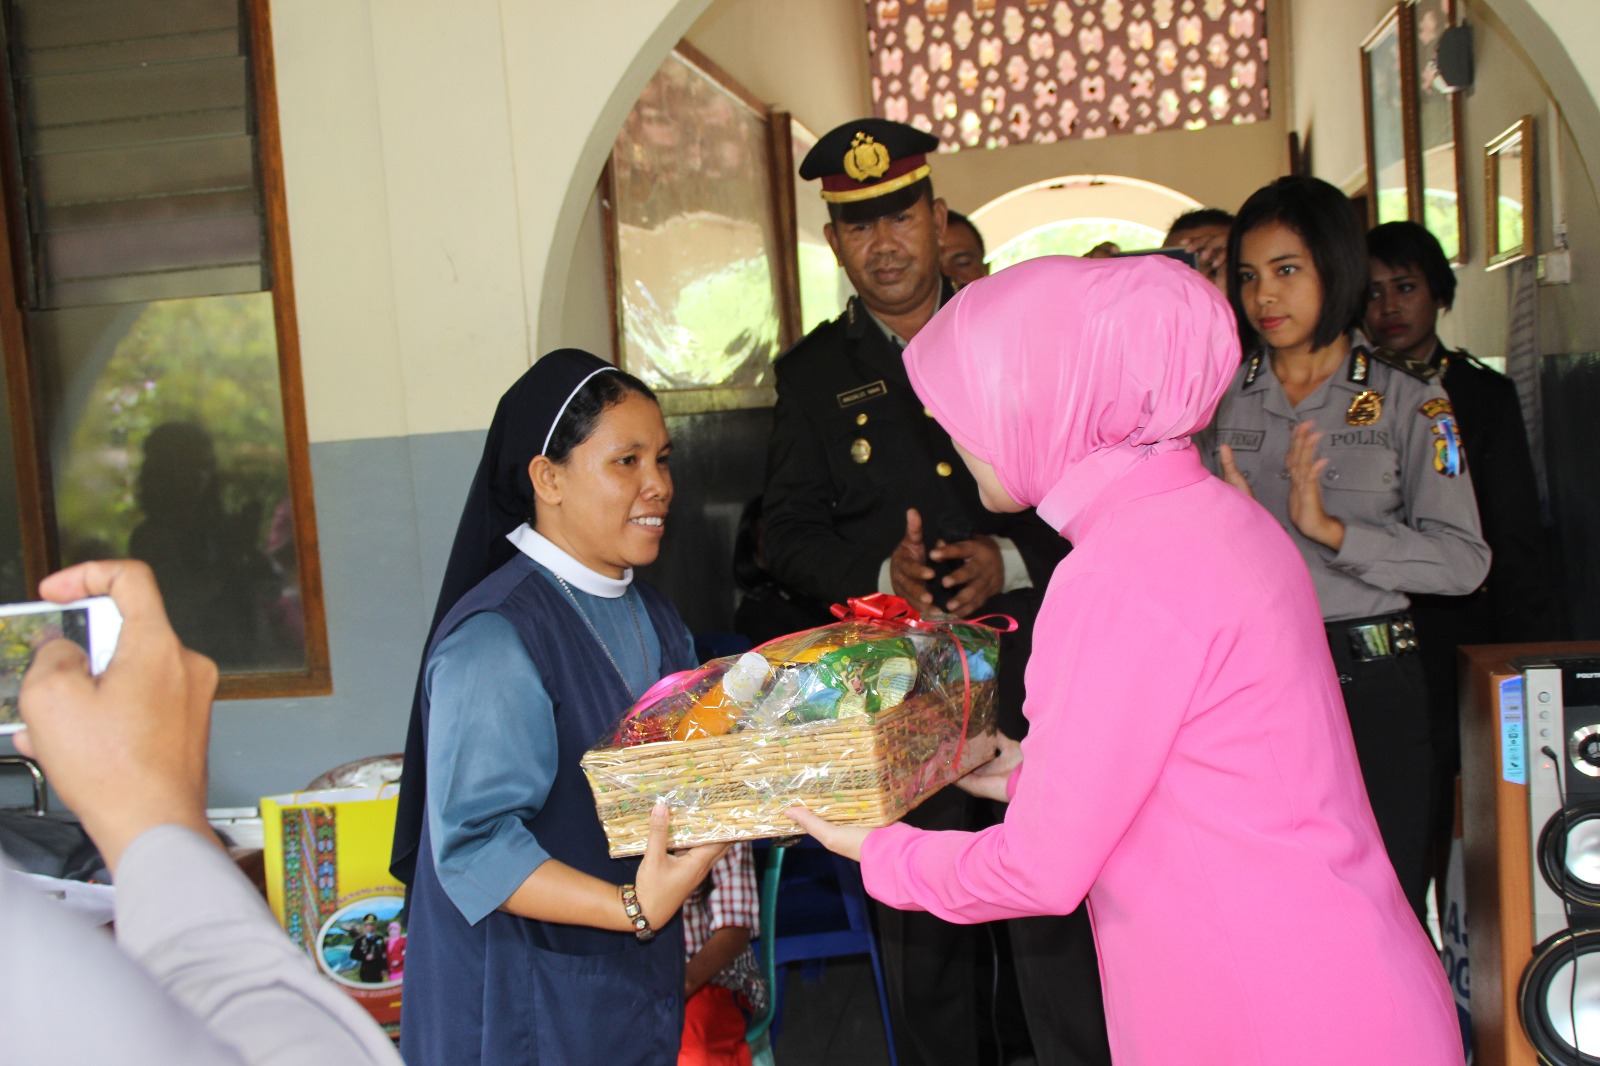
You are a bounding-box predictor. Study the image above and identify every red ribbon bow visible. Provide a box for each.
[828,592,921,623]
[826,594,1017,774]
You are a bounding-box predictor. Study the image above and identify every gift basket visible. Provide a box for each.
[581,594,1005,856]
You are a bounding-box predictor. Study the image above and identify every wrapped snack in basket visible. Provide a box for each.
[580,593,1005,856]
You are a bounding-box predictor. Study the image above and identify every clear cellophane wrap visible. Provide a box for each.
[581,594,1003,856]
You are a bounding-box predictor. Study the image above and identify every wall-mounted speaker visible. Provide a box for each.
[1462,642,1600,1066]
[1437,25,1474,93]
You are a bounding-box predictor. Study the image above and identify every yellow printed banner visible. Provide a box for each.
[262,786,404,1038]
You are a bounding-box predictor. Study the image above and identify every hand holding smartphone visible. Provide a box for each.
[0,596,121,732]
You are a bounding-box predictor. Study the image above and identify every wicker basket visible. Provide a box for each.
[582,680,997,857]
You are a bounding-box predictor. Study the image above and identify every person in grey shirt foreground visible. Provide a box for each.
[0,559,402,1066]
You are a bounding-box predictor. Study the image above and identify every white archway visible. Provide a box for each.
[970,174,1202,255]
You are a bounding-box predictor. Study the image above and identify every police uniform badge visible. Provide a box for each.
[843,132,891,181]
[799,118,940,216]
[1419,397,1463,476]
[1346,390,1383,426]
[1348,349,1370,384]
[1241,351,1264,388]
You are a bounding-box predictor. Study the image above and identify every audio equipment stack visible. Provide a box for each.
[1462,642,1600,1066]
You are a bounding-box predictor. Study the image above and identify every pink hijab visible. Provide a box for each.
[904,254,1238,541]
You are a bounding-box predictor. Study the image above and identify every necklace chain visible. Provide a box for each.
[551,573,649,700]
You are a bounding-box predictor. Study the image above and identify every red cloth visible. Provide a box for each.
[678,985,751,1066]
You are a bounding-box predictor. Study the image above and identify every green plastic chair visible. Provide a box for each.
[745,841,785,1065]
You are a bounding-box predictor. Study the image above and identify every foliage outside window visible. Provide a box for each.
[606,46,795,412]
[0,0,327,696]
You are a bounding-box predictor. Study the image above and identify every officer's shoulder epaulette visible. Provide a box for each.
[1452,349,1506,377]
[773,305,851,370]
[1369,345,1440,383]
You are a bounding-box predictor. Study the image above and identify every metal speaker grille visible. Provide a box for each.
[1541,805,1600,908]
[1521,930,1600,1065]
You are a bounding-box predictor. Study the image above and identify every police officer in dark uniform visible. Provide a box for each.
[349,914,388,984]
[763,118,1108,1066]
[1366,220,1560,873]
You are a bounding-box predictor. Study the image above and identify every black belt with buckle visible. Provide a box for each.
[1327,612,1419,663]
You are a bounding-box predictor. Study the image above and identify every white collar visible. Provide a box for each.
[506,524,632,598]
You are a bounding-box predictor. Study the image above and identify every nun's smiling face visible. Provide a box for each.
[531,391,673,577]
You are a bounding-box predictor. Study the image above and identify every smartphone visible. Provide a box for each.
[926,519,973,596]
[0,597,122,734]
[1113,246,1200,269]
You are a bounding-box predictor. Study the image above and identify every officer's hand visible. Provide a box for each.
[1177,231,1229,293]
[929,535,1003,616]
[1217,444,1254,498]
[889,508,936,607]
[1286,421,1345,550]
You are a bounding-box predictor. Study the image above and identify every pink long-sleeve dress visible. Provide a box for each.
[861,448,1463,1065]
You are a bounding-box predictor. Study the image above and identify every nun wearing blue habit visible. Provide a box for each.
[392,350,725,1064]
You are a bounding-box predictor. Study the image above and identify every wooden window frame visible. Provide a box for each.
[0,0,329,699]
[1485,115,1536,271]
[1360,4,1423,230]
[1406,0,1468,263]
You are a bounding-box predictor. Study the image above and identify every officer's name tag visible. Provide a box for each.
[837,381,888,408]
[1217,429,1264,451]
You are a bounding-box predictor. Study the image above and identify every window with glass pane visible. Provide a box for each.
[0,0,327,691]
[790,122,847,336]
[609,51,785,395]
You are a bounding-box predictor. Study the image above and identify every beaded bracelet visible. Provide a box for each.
[619,883,655,942]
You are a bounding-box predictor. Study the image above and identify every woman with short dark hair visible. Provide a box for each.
[1209,177,1490,920]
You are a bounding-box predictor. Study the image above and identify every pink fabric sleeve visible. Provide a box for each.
[861,570,1204,922]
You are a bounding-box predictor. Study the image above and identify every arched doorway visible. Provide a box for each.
[971,175,1200,268]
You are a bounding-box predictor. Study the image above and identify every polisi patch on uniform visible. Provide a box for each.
[1431,414,1464,477]
[1418,397,1454,420]
[1217,429,1264,452]
[837,380,888,408]
[1329,429,1391,448]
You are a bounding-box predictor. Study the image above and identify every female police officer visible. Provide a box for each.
[1208,177,1489,920]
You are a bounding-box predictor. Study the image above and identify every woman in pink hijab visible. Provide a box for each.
[790,255,1463,1065]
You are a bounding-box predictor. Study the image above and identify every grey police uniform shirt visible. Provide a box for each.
[1,825,403,1066]
[1202,337,1490,623]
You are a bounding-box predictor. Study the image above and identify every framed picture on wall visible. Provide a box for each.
[1408,0,1467,261]
[603,43,797,415]
[1485,116,1535,270]
[1361,5,1420,228]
